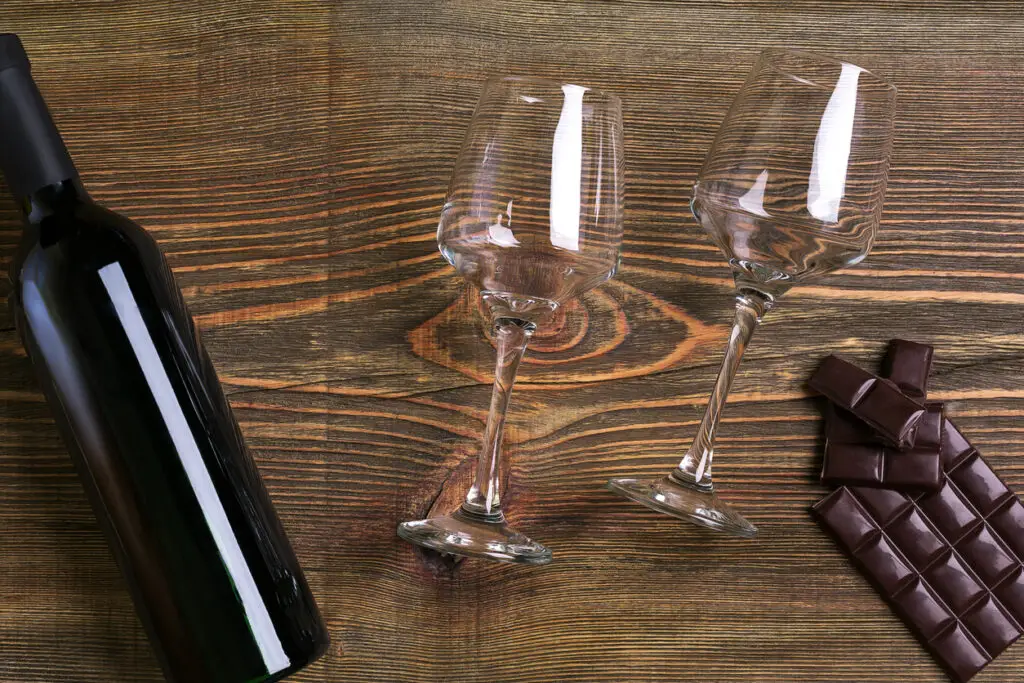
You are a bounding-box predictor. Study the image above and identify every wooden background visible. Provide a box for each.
[2,1,1024,681]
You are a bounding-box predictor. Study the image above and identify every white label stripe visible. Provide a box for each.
[98,262,289,675]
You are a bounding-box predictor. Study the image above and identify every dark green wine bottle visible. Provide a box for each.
[0,33,329,683]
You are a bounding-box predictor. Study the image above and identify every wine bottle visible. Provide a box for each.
[0,34,329,683]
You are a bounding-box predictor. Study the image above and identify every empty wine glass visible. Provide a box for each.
[608,49,896,538]
[398,76,624,565]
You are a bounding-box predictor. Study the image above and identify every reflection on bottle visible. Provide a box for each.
[99,261,290,676]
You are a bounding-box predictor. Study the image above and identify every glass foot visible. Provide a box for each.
[398,507,553,565]
[606,475,758,539]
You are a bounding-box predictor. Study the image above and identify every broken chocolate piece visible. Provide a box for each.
[882,339,934,399]
[820,340,942,491]
[809,354,926,450]
[822,402,944,491]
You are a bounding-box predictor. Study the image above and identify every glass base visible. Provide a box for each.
[397,507,553,565]
[606,475,758,539]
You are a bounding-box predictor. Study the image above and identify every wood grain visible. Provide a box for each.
[2,1,1024,681]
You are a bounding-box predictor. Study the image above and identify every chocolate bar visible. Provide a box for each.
[809,354,926,449]
[813,421,1024,683]
[820,340,942,491]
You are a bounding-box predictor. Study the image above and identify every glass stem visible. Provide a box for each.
[462,317,535,520]
[674,289,773,491]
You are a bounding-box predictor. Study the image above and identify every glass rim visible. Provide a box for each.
[484,74,623,106]
[758,48,898,94]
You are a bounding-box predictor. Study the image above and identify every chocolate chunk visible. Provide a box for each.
[810,355,926,449]
[822,403,944,491]
[882,339,934,399]
[810,355,878,410]
[883,446,944,491]
[821,443,883,485]
[824,402,883,445]
[941,418,977,470]
[813,430,1024,683]
[825,399,942,449]
[916,402,944,448]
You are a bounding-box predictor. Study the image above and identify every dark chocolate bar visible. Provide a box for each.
[821,402,944,491]
[813,420,1024,683]
[809,354,926,450]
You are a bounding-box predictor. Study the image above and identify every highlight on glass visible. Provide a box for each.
[608,49,897,538]
[398,76,625,564]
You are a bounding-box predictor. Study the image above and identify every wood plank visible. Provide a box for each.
[2,1,1024,681]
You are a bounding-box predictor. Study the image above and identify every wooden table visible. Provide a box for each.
[2,2,1024,681]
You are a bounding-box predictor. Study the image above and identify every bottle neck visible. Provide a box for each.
[0,38,80,207]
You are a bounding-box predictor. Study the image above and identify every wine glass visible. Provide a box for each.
[608,49,896,538]
[398,76,624,565]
